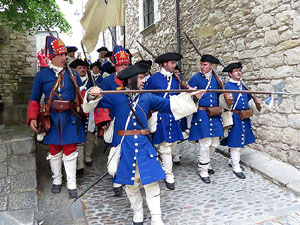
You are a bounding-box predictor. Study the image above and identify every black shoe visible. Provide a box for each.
[208,169,215,175]
[233,171,246,179]
[133,222,143,225]
[51,184,62,193]
[85,161,93,167]
[166,182,175,190]
[200,176,211,184]
[77,168,84,178]
[68,189,78,199]
[113,186,123,196]
[173,161,181,166]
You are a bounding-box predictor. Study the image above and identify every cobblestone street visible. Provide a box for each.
[78,141,300,225]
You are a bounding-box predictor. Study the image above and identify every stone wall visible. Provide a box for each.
[0,20,36,125]
[0,127,37,224]
[125,0,300,168]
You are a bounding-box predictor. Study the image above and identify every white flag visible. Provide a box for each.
[81,0,125,53]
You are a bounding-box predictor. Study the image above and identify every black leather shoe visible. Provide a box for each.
[173,161,181,166]
[166,182,175,190]
[77,168,84,178]
[51,184,62,193]
[85,161,93,167]
[208,169,215,175]
[133,222,143,225]
[200,176,211,184]
[114,186,123,196]
[68,189,78,199]
[233,171,246,179]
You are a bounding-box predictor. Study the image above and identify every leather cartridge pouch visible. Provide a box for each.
[37,110,51,133]
[239,109,253,120]
[206,107,224,117]
[52,100,73,112]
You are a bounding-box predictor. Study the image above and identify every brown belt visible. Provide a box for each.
[198,106,208,111]
[232,110,241,114]
[117,129,149,136]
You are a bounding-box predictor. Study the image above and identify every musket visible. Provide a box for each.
[69,171,109,206]
[93,88,300,96]
[81,41,96,87]
[136,40,157,58]
[184,32,226,68]
[138,50,144,60]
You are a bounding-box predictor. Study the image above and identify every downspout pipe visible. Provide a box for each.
[176,0,181,69]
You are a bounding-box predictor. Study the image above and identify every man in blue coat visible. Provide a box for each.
[220,62,261,179]
[144,52,184,190]
[83,63,204,225]
[188,54,233,184]
[27,36,86,198]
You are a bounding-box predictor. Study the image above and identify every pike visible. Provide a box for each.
[81,41,96,86]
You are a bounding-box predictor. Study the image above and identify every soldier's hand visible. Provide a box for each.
[227,93,233,99]
[189,87,206,100]
[30,119,39,133]
[254,96,262,104]
[89,87,102,97]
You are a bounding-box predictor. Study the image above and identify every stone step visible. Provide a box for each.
[0,209,36,225]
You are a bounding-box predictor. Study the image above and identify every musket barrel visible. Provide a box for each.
[95,89,291,95]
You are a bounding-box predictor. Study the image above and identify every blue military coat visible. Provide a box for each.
[29,68,86,145]
[144,72,183,144]
[96,93,174,185]
[221,81,255,147]
[188,72,224,141]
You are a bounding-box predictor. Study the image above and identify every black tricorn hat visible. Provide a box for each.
[155,52,183,64]
[90,61,102,70]
[66,46,78,53]
[97,47,108,53]
[117,63,149,80]
[105,51,113,57]
[69,59,89,68]
[200,54,220,64]
[135,59,152,69]
[222,62,243,73]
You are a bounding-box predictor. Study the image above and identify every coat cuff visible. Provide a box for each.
[82,88,102,113]
[27,100,40,125]
[170,92,197,120]
[94,108,111,125]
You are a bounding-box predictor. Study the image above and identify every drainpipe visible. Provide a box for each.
[176,0,181,69]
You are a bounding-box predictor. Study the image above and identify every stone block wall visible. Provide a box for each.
[0,20,36,125]
[125,0,300,168]
[0,127,37,223]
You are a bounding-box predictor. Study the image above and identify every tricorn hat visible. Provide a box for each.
[135,60,152,69]
[69,59,89,69]
[222,62,243,73]
[66,46,78,53]
[155,52,182,64]
[90,61,102,70]
[200,54,220,64]
[97,46,108,53]
[117,63,149,80]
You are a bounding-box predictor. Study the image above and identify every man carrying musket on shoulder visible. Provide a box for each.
[144,52,184,191]
[188,54,233,184]
[220,62,262,179]
[27,36,86,199]
[83,63,205,225]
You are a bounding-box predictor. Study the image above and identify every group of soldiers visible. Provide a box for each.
[27,35,262,225]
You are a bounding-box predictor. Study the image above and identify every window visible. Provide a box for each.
[143,0,154,29]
